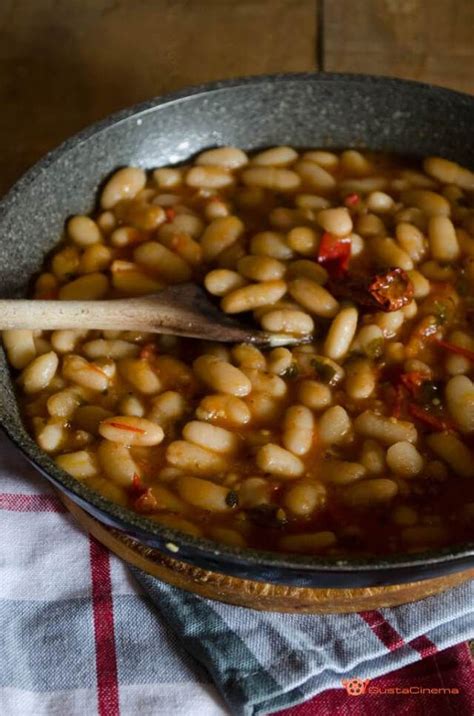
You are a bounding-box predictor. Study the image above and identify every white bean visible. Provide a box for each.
[423,156,474,191]
[317,207,353,237]
[97,440,141,485]
[386,441,424,477]
[445,375,474,433]
[354,410,417,445]
[428,216,460,261]
[68,215,102,246]
[256,443,304,478]
[261,309,314,335]
[288,278,339,318]
[252,146,298,166]
[176,475,234,511]
[21,351,58,393]
[344,479,398,507]
[237,255,286,282]
[201,216,244,261]
[193,354,251,396]
[318,406,351,445]
[166,440,226,475]
[283,405,314,455]
[196,146,248,169]
[99,416,164,446]
[345,359,376,400]
[134,241,192,283]
[59,273,109,300]
[186,165,234,189]
[283,482,327,516]
[426,432,474,478]
[250,231,294,260]
[297,380,332,411]
[221,280,287,314]
[196,394,251,426]
[182,420,238,454]
[242,167,300,191]
[295,161,335,192]
[63,354,108,392]
[360,439,386,474]
[2,329,36,369]
[370,238,413,270]
[204,269,246,296]
[395,222,426,262]
[323,306,358,361]
[56,450,99,479]
[101,167,146,209]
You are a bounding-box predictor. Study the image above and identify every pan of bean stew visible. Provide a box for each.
[1,74,474,588]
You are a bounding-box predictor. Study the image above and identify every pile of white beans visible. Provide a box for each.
[3,145,474,555]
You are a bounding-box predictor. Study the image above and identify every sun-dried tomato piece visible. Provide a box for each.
[408,403,454,432]
[133,488,158,513]
[329,268,414,312]
[344,193,360,207]
[400,371,429,395]
[317,232,352,277]
[368,268,414,311]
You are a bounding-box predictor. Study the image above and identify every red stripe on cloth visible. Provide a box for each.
[275,643,474,716]
[408,634,438,659]
[0,492,66,512]
[360,610,439,660]
[89,536,120,716]
[359,610,405,651]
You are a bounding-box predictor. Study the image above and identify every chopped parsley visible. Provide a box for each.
[282,363,299,379]
[365,337,384,360]
[311,358,337,384]
[225,490,239,508]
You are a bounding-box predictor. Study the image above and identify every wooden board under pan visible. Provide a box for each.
[60,493,474,614]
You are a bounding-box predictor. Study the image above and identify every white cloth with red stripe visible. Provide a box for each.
[1,430,473,716]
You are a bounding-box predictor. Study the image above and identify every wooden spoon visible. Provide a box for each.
[0,283,306,348]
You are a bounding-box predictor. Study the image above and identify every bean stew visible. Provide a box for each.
[4,146,474,557]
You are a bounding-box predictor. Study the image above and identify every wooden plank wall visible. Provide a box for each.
[0,0,472,194]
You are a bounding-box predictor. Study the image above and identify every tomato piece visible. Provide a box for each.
[317,232,351,277]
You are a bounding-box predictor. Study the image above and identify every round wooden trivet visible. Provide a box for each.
[60,493,474,613]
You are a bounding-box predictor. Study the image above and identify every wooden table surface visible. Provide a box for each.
[0,0,472,193]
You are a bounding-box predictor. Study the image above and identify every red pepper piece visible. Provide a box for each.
[317,232,352,277]
[408,403,453,432]
[392,384,406,419]
[329,268,414,312]
[433,338,474,363]
[367,268,414,312]
[108,421,145,434]
[133,488,158,513]
[128,472,148,498]
[139,342,158,360]
[344,193,360,207]
[165,208,176,222]
[400,371,429,396]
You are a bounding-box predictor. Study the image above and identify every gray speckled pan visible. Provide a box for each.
[1,73,473,588]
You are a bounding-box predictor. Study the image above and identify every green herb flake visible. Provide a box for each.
[456,276,470,297]
[282,363,299,379]
[310,358,337,384]
[225,490,239,508]
[365,337,384,360]
[432,300,448,325]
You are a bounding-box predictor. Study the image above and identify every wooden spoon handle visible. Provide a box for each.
[0,298,157,332]
[0,285,304,347]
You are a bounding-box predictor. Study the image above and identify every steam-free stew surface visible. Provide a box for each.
[4,147,474,556]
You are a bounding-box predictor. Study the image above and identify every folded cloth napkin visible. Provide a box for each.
[133,570,474,715]
[1,429,473,716]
